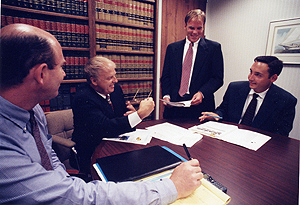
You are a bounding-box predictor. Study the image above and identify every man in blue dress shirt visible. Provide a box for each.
[0,23,203,204]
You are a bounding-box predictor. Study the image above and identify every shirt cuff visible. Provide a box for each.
[128,111,142,128]
[154,178,178,204]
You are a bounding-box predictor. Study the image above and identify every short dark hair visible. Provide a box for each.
[0,33,56,89]
[185,9,206,25]
[254,56,283,78]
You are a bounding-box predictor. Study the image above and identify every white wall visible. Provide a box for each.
[205,0,300,139]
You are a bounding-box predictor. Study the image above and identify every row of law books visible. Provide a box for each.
[119,81,153,102]
[95,0,154,27]
[2,0,88,17]
[101,54,154,79]
[40,83,81,112]
[1,13,89,48]
[96,24,153,52]
[64,52,89,80]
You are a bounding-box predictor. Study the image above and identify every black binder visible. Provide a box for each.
[94,145,184,182]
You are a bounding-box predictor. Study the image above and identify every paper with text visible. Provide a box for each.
[146,122,202,147]
[103,129,152,145]
[189,121,271,151]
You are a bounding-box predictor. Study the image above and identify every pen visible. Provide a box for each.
[207,114,223,119]
[147,90,152,98]
[183,143,192,160]
[132,88,140,101]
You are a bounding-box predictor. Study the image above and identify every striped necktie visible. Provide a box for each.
[29,110,53,170]
[179,42,193,97]
[240,93,259,126]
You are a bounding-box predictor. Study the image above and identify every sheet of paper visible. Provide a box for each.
[189,121,238,138]
[189,121,271,151]
[146,122,202,147]
[160,99,192,107]
[103,129,152,145]
[221,129,271,151]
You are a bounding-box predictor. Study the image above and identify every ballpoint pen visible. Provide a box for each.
[207,114,223,119]
[183,143,192,160]
[147,90,152,98]
[132,88,140,101]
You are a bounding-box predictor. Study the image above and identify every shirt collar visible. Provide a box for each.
[249,88,268,100]
[96,91,109,99]
[185,37,200,47]
[0,96,30,131]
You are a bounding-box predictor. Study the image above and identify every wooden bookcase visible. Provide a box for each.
[1,0,157,118]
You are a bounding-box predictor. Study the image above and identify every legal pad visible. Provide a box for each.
[94,145,183,182]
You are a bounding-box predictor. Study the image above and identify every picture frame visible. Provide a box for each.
[265,18,300,64]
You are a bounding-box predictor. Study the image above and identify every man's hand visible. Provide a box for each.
[162,96,172,107]
[137,97,155,119]
[191,92,204,105]
[199,112,221,122]
[170,159,203,199]
[124,101,136,116]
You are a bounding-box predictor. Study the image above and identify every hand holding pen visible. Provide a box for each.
[199,112,222,122]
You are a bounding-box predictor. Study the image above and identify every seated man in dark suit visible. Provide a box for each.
[71,56,155,173]
[199,56,297,137]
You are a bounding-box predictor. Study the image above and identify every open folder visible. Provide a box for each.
[93,145,231,204]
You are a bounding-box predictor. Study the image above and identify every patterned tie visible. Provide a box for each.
[29,110,53,170]
[240,93,259,126]
[106,95,114,110]
[179,42,193,97]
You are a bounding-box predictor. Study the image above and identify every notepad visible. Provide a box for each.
[93,145,183,182]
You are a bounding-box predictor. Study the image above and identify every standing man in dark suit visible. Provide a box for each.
[200,56,297,137]
[71,56,155,173]
[160,9,224,119]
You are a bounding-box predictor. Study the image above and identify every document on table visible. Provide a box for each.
[189,121,271,151]
[160,99,192,107]
[103,129,152,145]
[146,122,203,147]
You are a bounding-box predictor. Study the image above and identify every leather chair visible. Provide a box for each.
[45,109,76,170]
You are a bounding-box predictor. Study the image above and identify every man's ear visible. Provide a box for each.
[90,76,98,87]
[270,74,278,83]
[33,63,48,85]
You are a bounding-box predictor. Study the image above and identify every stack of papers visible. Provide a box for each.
[189,121,271,151]
[146,122,203,147]
[103,129,152,145]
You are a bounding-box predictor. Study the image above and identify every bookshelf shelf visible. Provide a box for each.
[2,5,89,20]
[95,19,154,30]
[96,49,154,55]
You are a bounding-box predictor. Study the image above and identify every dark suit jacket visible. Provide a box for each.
[71,83,134,173]
[160,38,224,119]
[215,81,297,137]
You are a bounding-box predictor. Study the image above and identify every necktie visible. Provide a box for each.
[29,110,53,170]
[179,42,193,97]
[240,93,259,126]
[106,95,114,110]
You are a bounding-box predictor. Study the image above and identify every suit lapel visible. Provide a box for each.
[174,40,185,83]
[252,84,278,127]
[233,84,250,122]
[190,38,208,83]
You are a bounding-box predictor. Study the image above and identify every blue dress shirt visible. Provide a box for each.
[0,96,177,204]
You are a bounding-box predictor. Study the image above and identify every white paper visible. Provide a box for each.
[146,122,203,147]
[103,129,152,145]
[160,99,192,107]
[189,121,271,151]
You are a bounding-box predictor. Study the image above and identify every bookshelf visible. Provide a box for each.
[1,0,156,115]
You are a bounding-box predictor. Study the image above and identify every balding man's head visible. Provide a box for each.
[0,24,60,89]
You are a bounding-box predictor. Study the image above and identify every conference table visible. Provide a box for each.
[91,119,299,204]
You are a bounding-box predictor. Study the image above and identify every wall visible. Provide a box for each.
[205,0,300,139]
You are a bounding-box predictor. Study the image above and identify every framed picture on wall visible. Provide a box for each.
[265,18,300,64]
